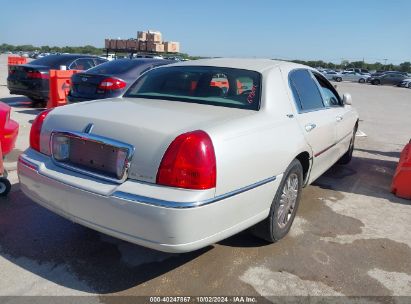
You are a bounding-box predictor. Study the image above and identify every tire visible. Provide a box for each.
[252,159,303,242]
[336,77,342,82]
[338,124,358,165]
[371,79,380,85]
[408,83,411,89]
[0,177,11,197]
[359,78,365,83]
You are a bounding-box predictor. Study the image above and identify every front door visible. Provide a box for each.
[289,69,338,182]
[312,72,356,158]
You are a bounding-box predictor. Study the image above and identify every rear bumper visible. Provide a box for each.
[7,79,49,100]
[8,87,48,100]
[18,149,278,253]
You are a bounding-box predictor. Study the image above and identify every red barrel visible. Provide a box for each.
[47,69,80,108]
[391,141,411,199]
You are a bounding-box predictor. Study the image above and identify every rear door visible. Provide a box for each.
[289,69,338,182]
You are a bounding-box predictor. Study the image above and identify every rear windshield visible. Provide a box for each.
[30,55,74,68]
[87,59,144,74]
[124,66,262,110]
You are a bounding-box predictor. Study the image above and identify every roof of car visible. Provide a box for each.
[169,58,304,73]
[48,54,101,58]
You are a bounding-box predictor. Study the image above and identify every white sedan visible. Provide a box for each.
[18,59,359,253]
[334,71,370,83]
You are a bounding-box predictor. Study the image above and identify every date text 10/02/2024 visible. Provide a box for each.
[149,296,258,303]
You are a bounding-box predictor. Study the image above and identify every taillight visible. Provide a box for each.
[157,130,216,190]
[98,77,126,90]
[30,109,52,152]
[27,70,49,79]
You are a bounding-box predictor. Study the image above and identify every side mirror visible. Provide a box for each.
[343,93,352,106]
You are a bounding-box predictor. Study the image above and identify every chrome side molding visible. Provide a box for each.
[112,175,278,209]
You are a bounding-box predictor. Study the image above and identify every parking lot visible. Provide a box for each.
[0,53,410,300]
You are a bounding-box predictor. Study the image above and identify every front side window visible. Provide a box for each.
[289,69,325,112]
[313,73,342,107]
[124,66,262,110]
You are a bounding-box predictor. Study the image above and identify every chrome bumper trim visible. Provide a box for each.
[19,154,277,209]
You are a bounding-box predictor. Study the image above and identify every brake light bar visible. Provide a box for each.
[98,77,126,90]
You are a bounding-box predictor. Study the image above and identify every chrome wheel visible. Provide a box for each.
[277,173,299,228]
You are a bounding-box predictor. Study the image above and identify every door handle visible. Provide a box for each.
[305,123,316,132]
[336,115,343,122]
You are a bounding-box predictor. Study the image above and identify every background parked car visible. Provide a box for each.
[369,72,407,85]
[334,71,369,83]
[321,70,341,81]
[371,70,408,77]
[345,68,370,74]
[7,54,107,103]
[398,78,411,88]
[68,58,173,102]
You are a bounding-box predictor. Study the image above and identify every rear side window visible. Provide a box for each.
[124,66,262,110]
[70,58,95,70]
[289,69,324,112]
[313,73,342,107]
[93,58,107,66]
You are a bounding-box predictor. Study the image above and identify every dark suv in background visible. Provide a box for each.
[368,72,408,85]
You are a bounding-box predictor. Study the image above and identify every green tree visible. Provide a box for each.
[399,62,411,72]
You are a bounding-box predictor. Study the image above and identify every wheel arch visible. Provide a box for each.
[295,151,311,185]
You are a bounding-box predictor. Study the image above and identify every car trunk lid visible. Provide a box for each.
[41,97,254,184]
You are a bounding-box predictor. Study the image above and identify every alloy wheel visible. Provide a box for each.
[277,173,299,228]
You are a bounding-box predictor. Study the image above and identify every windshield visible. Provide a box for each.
[124,66,262,110]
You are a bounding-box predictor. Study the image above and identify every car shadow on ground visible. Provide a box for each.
[355,148,402,159]
[0,190,211,294]
[313,153,410,206]
[0,96,45,109]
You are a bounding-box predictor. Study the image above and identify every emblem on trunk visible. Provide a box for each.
[82,77,88,82]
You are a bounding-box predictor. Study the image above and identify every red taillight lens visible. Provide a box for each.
[98,77,126,90]
[157,130,216,190]
[27,70,49,79]
[30,109,52,152]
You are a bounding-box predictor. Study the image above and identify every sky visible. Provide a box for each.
[0,0,410,63]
